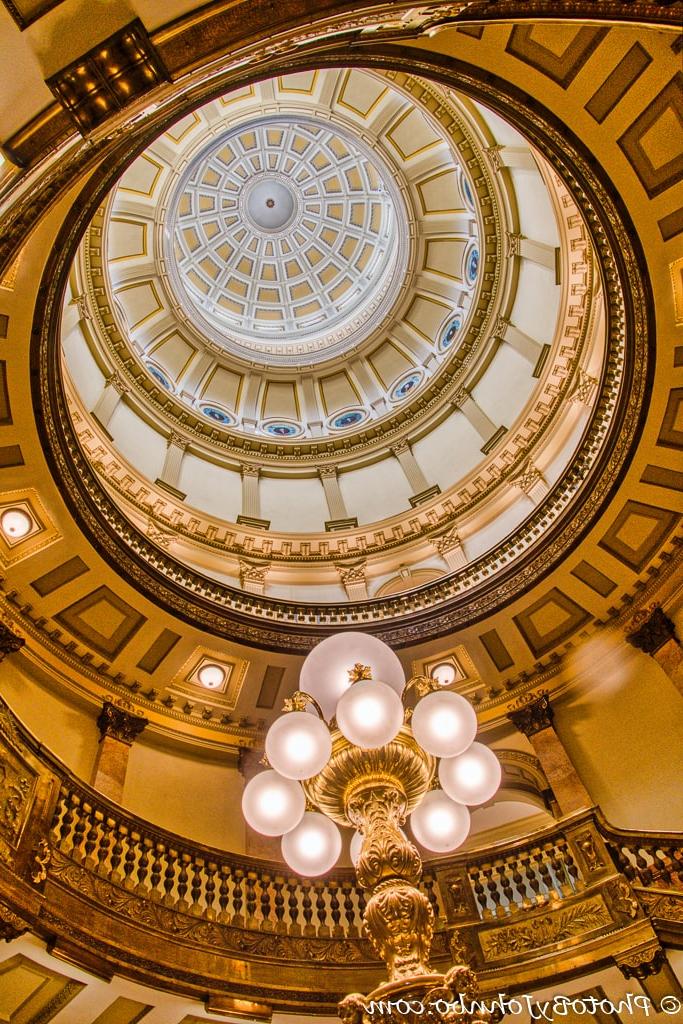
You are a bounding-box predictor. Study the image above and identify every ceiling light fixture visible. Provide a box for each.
[0,507,33,540]
[196,663,226,689]
[241,631,500,1021]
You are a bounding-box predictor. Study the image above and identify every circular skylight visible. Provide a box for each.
[166,115,408,365]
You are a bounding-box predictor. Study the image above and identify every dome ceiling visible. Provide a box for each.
[56,66,617,642]
[168,114,406,365]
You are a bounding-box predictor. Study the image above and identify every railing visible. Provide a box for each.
[599,819,683,891]
[0,696,681,1012]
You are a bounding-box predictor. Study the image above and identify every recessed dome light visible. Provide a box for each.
[1,508,33,540]
[197,663,226,689]
[430,662,457,687]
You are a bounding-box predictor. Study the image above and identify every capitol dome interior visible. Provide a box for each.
[0,2,681,1022]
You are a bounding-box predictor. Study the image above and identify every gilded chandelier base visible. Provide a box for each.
[339,967,501,1023]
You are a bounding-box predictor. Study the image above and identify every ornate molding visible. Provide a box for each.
[97,699,148,745]
[507,692,554,737]
[0,900,29,942]
[625,604,678,656]
[615,940,666,981]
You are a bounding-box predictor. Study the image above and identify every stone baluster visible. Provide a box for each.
[625,604,683,698]
[508,693,591,816]
[91,699,148,804]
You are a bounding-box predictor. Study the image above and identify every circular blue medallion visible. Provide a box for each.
[147,365,172,391]
[465,246,479,286]
[331,409,365,430]
[440,313,463,351]
[201,406,233,425]
[264,422,300,437]
[391,372,422,401]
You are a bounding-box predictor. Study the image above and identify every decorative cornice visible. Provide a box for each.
[625,604,678,656]
[615,940,666,981]
[97,699,148,745]
[508,692,554,737]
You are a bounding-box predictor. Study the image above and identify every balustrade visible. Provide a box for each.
[600,821,683,891]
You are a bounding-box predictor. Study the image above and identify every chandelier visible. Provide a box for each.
[242,632,502,1023]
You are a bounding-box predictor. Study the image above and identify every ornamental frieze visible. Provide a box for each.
[478,895,612,960]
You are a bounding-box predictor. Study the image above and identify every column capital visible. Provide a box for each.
[390,439,411,457]
[0,623,25,661]
[615,940,666,981]
[625,604,678,656]
[451,387,470,410]
[97,699,148,745]
[0,900,29,943]
[241,464,260,479]
[432,525,461,556]
[106,371,129,396]
[506,231,523,257]
[569,367,598,405]
[318,465,338,479]
[508,692,554,737]
[493,316,509,338]
[167,431,188,451]
[336,561,366,586]
[511,460,543,496]
[485,144,504,172]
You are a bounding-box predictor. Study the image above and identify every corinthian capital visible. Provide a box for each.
[97,699,148,745]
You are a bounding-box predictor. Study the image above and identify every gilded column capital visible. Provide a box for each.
[451,387,470,410]
[493,316,509,338]
[241,464,260,479]
[0,623,25,661]
[97,699,148,745]
[390,439,411,457]
[512,460,543,496]
[625,604,678,656]
[433,525,462,555]
[106,371,129,396]
[506,231,523,257]
[0,900,29,942]
[318,465,338,479]
[507,692,554,737]
[615,940,666,981]
[167,431,188,451]
[485,144,504,173]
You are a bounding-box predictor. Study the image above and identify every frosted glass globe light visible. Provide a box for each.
[410,790,471,853]
[0,508,33,539]
[299,631,405,721]
[241,770,305,836]
[411,690,477,758]
[281,812,342,876]
[336,679,404,750]
[439,742,502,806]
[265,711,332,780]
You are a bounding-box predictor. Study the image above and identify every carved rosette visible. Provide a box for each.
[363,879,434,980]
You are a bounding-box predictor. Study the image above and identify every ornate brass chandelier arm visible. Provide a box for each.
[281,689,325,719]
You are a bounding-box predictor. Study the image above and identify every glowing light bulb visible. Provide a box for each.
[410,790,470,853]
[0,508,33,540]
[336,679,404,750]
[265,711,332,780]
[411,690,477,758]
[281,812,342,876]
[241,770,305,836]
[439,742,502,806]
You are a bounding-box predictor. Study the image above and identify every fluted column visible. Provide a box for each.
[508,693,591,816]
[507,231,558,275]
[237,466,270,529]
[91,372,129,433]
[155,432,187,500]
[625,605,683,697]
[494,317,548,375]
[319,467,348,520]
[391,441,440,507]
[92,699,148,803]
[452,388,506,454]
